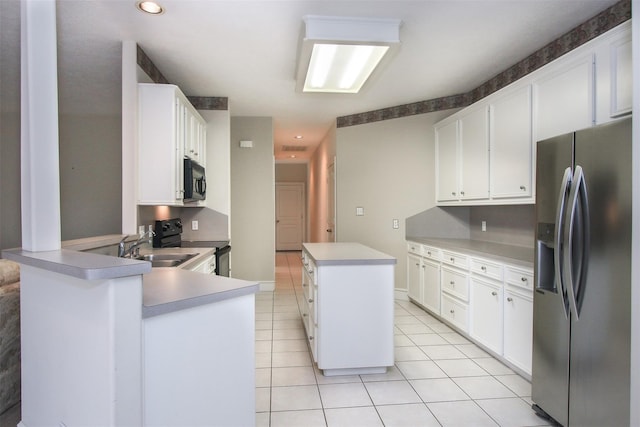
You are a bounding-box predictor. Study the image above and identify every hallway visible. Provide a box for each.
[255,251,547,426]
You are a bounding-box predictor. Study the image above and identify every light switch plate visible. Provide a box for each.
[481,221,487,232]
[393,219,399,229]
[192,220,199,230]
[356,207,364,216]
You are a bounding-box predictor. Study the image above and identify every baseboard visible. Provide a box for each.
[394,288,408,301]
[259,281,275,292]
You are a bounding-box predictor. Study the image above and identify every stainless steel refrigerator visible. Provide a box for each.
[532,117,631,427]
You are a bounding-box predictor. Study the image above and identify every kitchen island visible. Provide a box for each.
[2,239,258,427]
[302,242,396,376]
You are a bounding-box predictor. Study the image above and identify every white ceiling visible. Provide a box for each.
[8,0,622,162]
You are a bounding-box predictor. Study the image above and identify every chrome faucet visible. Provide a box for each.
[118,229,155,258]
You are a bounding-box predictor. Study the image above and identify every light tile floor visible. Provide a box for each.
[256,251,549,427]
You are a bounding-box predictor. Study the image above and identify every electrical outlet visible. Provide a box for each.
[191,220,199,231]
[481,220,487,232]
[393,219,399,229]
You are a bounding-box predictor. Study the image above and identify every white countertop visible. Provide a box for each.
[142,268,258,318]
[3,235,259,318]
[303,242,396,266]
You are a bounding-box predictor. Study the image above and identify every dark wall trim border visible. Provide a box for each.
[337,0,630,128]
[188,96,229,111]
[136,45,229,111]
[136,45,169,85]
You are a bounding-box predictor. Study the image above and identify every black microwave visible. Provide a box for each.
[184,158,206,201]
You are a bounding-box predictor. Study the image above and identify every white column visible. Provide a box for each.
[630,2,639,426]
[122,40,138,235]
[20,0,61,251]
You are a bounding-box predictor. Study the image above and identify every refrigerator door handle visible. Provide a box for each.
[554,167,572,318]
[563,165,590,320]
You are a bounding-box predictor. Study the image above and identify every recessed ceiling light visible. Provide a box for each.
[294,135,303,140]
[136,1,164,15]
[290,155,297,158]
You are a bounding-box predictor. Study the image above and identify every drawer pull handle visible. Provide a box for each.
[451,192,456,196]
[415,263,420,267]
[481,266,487,271]
[460,191,465,196]
[491,291,497,296]
[520,185,526,191]
[302,313,307,317]
[450,309,455,314]
[427,251,431,256]
[507,297,514,302]
[521,277,528,282]
[309,336,314,341]
[308,299,313,303]
[450,257,455,262]
[450,281,455,285]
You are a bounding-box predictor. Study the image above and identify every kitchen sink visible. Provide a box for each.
[135,252,198,268]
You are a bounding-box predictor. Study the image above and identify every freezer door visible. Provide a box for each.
[568,118,631,427]
[531,133,573,427]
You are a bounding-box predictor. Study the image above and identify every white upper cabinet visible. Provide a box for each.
[435,120,459,202]
[595,21,632,123]
[490,85,533,201]
[459,107,489,201]
[533,54,594,142]
[138,83,207,206]
[435,106,489,203]
[433,22,630,206]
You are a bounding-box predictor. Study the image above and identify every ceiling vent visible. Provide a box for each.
[282,145,307,152]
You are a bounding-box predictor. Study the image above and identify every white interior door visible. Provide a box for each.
[326,162,335,242]
[275,183,305,251]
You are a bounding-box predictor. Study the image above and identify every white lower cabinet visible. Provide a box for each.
[406,241,533,376]
[303,243,395,376]
[407,252,423,305]
[407,244,441,315]
[422,259,441,316]
[189,254,216,274]
[441,293,468,333]
[503,265,534,373]
[470,276,503,355]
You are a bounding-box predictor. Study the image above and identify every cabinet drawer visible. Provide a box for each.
[407,242,422,255]
[441,267,469,301]
[505,265,533,290]
[441,294,468,333]
[470,257,503,281]
[441,250,469,268]
[422,245,441,261]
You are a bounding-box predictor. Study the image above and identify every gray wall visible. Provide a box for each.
[335,111,452,291]
[0,0,21,250]
[230,117,274,285]
[59,114,122,240]
[469,205,535,247]
[275,163,307,183]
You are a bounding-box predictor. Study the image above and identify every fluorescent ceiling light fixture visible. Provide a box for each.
[296,15,401,94]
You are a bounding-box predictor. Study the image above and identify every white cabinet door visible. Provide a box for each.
[609,36,632,118]
[407,253,423,304]
[470,277,503,355]
[435,121,459,202]
[533,54,594,141]
[504,288,533,375]
[422,259,441,316]
[490,85,533,199]
[459,107,489,201]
